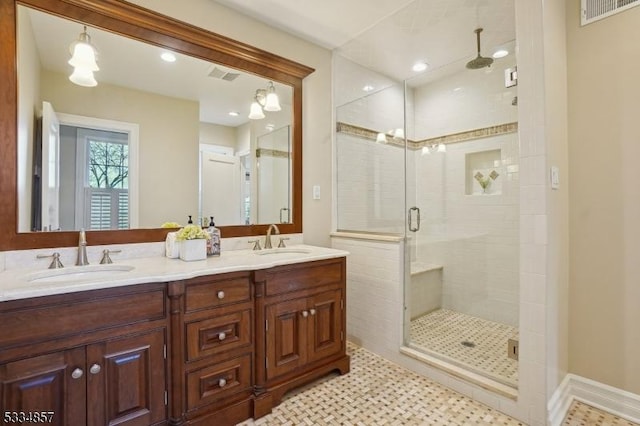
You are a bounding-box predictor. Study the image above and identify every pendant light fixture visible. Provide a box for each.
[248,81,281,119]
[68,26,99,87]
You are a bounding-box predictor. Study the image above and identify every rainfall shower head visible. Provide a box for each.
[466,28,494,70]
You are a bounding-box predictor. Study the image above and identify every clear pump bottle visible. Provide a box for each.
[207,216,221,256]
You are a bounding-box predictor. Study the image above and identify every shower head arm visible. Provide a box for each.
[475,28,483,57]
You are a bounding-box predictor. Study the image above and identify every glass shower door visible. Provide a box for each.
[402,52,520,388]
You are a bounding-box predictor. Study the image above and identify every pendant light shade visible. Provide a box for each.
[68,26,99,87]
[263,82,281,112]
[69,66,97,87]
[248,101,266,120]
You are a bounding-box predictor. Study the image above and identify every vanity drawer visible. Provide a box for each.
[186,353,251,410]
[265,259,344,296]
[185,274,251,312]
[186,309,252,361]
[0,285,166,348]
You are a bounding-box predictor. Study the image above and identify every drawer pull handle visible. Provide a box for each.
[310,309,316,316]
[218,378,227,388]
[217,290,225,299]
[89,364,101,375]
[71,368,84,379]
[301,310,309,318]
[218,332,226,341]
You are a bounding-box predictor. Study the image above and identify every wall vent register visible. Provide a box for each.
[581,0,640,25]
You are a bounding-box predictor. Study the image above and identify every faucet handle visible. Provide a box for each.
[37,252,64,269]
[100,249,121,264]
[248,240,262,251]
[277,237,290,248]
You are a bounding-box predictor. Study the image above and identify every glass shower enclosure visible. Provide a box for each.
[336,47,519,387]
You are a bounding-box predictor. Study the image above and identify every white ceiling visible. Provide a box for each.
[214,0,516,82]
[24,0,516,127]
[213,0,418,49]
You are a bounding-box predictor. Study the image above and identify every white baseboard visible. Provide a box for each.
[548,374,640,426]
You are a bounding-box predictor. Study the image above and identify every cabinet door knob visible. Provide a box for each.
[218,378,227,388]
[217,290,225,299]
[310,309,316,316]
[301,310,309,318]
[89,364,101,375]
[71,368,84,379]
[218,332,226,341]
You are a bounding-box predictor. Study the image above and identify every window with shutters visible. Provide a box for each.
[76,129,130,230]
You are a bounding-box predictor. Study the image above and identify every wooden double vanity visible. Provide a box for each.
[0,255,349,425]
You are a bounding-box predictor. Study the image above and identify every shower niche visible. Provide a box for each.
[465,149,502,195]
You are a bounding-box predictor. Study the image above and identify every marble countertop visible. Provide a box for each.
[0,245,348,302]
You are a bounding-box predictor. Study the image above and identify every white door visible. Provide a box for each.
[41,101,60,231]
[200,152,241,226]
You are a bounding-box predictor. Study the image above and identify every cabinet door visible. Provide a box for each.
[307,289,343,365]
[0,348,86,426]
[265,298,307,379]
[86,329,166,426]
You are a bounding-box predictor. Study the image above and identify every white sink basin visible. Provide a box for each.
[26,264,135,284]
[253,248,312,256]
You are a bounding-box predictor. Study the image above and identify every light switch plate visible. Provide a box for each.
[312,185,321,200]
[550,166,560,190]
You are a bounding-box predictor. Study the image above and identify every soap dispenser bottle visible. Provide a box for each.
[207,216,221,256]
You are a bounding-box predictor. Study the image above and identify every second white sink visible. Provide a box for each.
[26,264,135,284]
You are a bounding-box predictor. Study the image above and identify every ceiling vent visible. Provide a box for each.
[207,66,240,82]
[581,0,640,25]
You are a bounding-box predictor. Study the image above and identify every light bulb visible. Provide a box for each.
[376,133,386,143]
[437,143,446,153]
[421,146,430,155]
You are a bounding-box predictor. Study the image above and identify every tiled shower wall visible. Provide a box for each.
[411,134,520,327]
[336,56,519,326]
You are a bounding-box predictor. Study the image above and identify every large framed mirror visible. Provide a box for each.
[0,0,313,251]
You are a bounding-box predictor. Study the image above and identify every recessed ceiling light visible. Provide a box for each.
[161,52,176,62]
[492,50,509,59]
[412,62,428,72]
[228,111,239,117]
[453,87,462,92]
[362,85,375,92]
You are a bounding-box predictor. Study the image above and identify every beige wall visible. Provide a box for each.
[199,122,237,151]
[16,6,41,232]
[129,0,334,246]
[40,70,200,228]
[567,0,640,394]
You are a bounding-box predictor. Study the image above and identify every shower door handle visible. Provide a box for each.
[408,207,420,232]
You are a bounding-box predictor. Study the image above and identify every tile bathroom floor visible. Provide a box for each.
[238,342,636,425]
[410,309,519,386]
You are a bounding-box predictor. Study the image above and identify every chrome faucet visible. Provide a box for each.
[264,224,280,249]
[76,229,89,266]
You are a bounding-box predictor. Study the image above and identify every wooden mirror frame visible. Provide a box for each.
[0,0,313,251]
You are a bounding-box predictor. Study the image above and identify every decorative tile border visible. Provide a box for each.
[336,121,518,150]
[256,148,290,158]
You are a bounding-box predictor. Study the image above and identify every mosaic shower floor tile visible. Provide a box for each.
[410,309,519,386]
